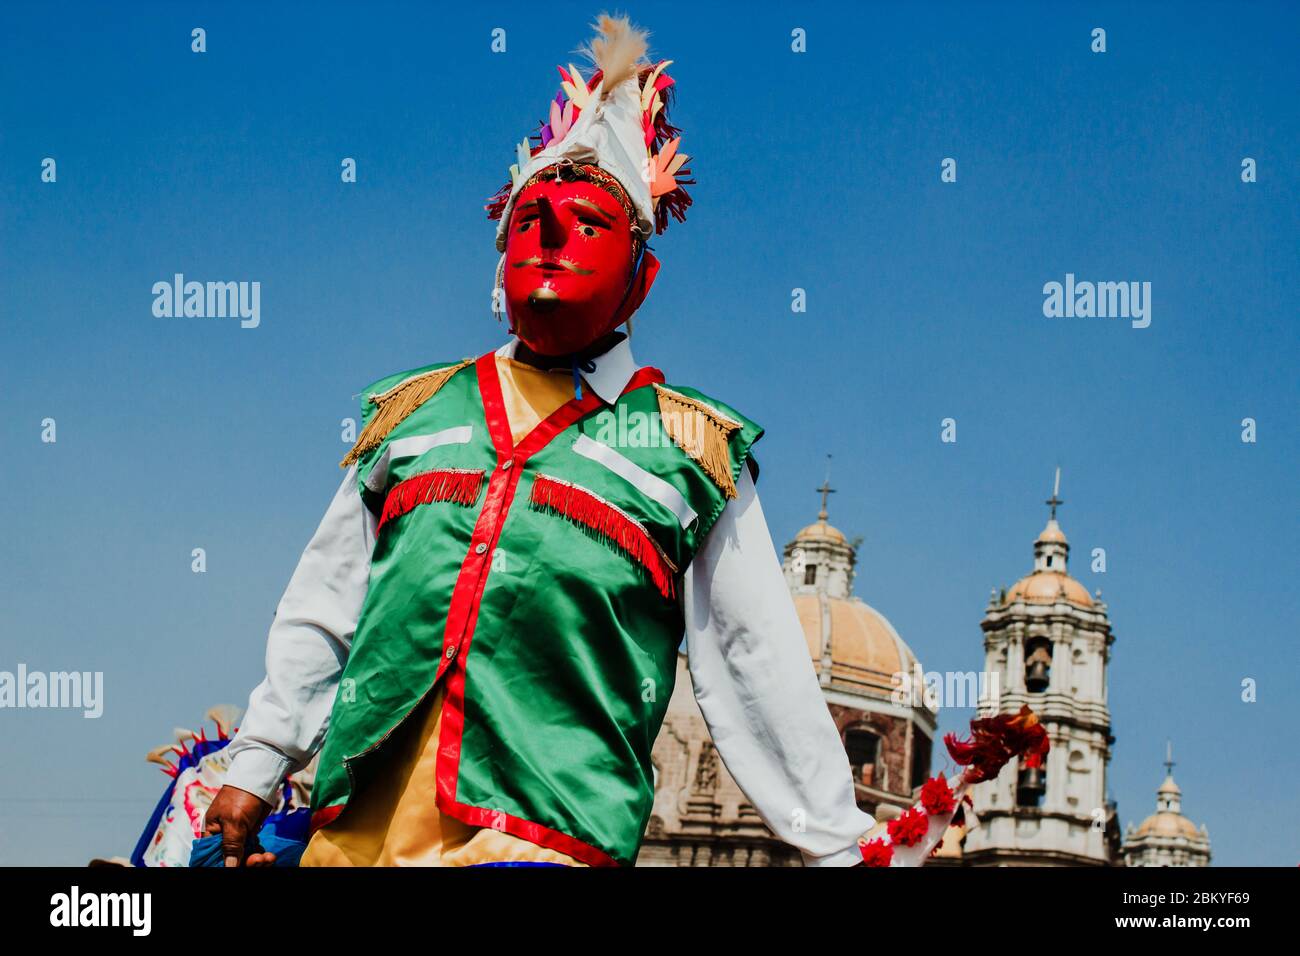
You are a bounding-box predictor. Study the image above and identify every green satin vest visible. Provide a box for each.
[310,352,762,865]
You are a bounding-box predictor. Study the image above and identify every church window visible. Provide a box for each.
[803,563,818,585]
[910,733,932,789]
[845,728,879,787]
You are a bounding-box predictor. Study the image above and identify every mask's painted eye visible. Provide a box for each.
[579,224,598,238]
[517,220,534,233]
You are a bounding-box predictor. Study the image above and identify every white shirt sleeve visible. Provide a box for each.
[223,466,375,803]
[683,466,873,867]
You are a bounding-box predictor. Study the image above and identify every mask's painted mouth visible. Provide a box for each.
[513,257,594,276]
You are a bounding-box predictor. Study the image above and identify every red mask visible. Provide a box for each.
[503,170,658,357]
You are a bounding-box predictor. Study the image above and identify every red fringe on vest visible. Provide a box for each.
[379,468,485,530]
[529,474,678,600]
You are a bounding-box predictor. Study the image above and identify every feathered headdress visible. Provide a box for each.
[487,14,693,251]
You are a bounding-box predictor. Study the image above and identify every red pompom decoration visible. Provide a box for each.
[887,807,930,848]
[920,774,957,816]
[858,838,894,867]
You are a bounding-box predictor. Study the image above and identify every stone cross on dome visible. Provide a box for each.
[1045,466,1064,521]
[1032,466,1070,574]
[815,454,836,522]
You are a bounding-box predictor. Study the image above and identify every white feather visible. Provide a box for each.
[582,13,649,97]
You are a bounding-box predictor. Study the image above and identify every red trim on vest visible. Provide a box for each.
[435,352,669,866]
[622,364,666,394]
[476,351,516,462]
[529,473,677,599]
[438,796,619,867]
[378,468,485,530]
[431,352,619,864]
[310,804,344,834]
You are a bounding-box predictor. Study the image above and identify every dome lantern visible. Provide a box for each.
[1033,467,1070,573]
[1003,469,1093,608]
[783,462,857,599]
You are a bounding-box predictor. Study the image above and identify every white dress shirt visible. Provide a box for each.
[225,338,873,867]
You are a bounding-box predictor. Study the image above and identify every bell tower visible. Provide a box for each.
[962,471,1121,865]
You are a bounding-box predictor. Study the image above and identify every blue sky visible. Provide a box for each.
[1,1,1296,865]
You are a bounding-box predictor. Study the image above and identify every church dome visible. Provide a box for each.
[782,503,930,709]
[792,592,927,705]
[1122,760,1211,865]
[1133,777,1200,840]
[781,479,932,712]
[794,519,847,544]
[1002,515,1093,607]
[1005,570,1094,607]
[1133,812,1200,840]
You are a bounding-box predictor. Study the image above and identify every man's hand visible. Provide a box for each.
[204,785,275,867]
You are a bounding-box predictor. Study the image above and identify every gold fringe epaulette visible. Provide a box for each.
[340,359,473,467]
[654,384,742,498]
